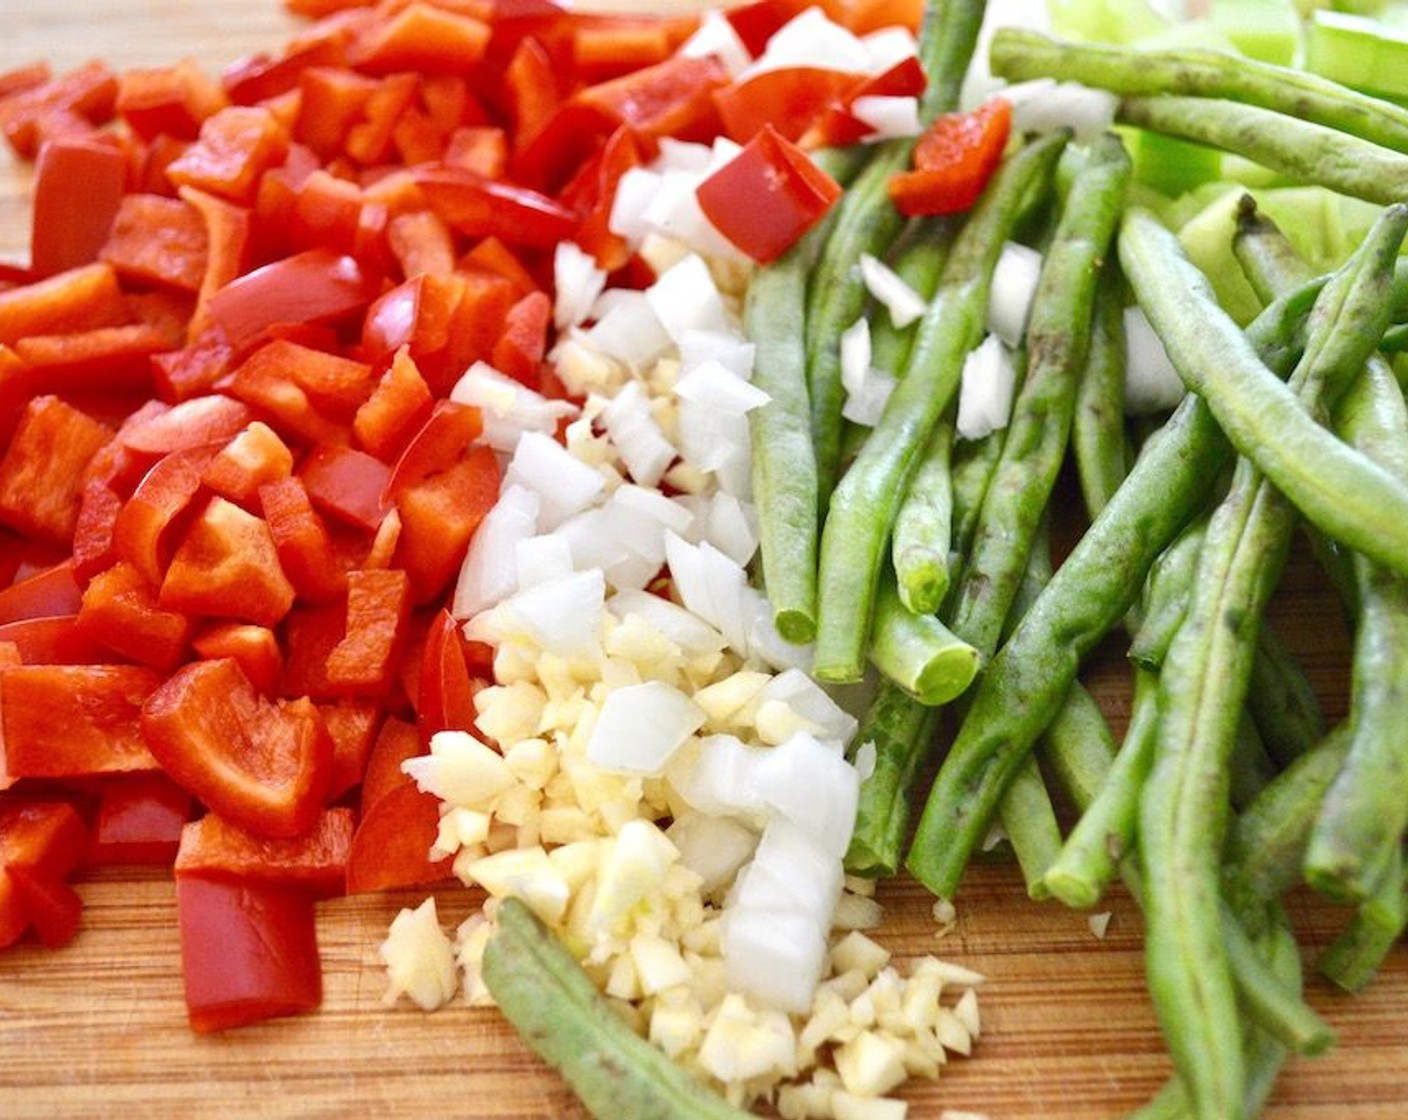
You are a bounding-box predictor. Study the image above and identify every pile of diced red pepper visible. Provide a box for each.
[0,0,926,1032]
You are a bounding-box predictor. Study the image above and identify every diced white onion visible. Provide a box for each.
[678,328,755,382]
[503,430,607,531]
[666,811,759,896]
[860,26,920,73]
[583,290,673,373]
[957,334,1018,440]
[1005,78,1118,141]
[515,533,573,588]
[664,532,753,656]
[850,95,922,141]
[1123,305,1186,414]
[463,568,606,660]
[860,254,928,329]
[721,904,829,1014]
[608,588,728,656]
[646,253,731,348]
[587,681,707,776]
[451,483,540,619]
[450,362,578,453]
[553,241,608,330]
[756,668,859,747]
[987,241,1043,346]
[678,8,753,78]
[752,732,860,858]
[600,379,677,487]
[740,7,871,79]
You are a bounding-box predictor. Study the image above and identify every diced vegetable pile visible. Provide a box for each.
[2,0,1408,1118]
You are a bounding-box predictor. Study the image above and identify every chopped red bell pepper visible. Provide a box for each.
[29,138,129,278]
[116,57,229,142]
[320,700,382,803]
[174,873,322,1033]
[165,104,292,205]
[0,395,114,545]
[392,443,500,605]
[99,194,209,293]
[175,808,354,899]
[0,262,129,348]
[111,444,219,588]
[323,567,411,698]
[346,781,451,894]
[258,476,347,604]
[696,124,843,265]
[0,560,82,624]
[888,96,1013,218]
[77,560,195,670]
[201,421,295,506]
[88,772,194,867]
[353,346,435,463]
[417,607,484,741]
[2,663,163,779]
[141,657,332,839]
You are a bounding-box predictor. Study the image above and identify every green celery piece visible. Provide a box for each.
[1045,0,1171,44]
[1305,10,1408,101]
[1131,129,1224,199]
[1208,0,1304,65]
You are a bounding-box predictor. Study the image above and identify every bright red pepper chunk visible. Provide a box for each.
[888,96,1013,218]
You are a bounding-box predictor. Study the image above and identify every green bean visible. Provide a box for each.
[805,0,986,498]
[904,270,1320,903]
[890,416,955,615]
[1306,354,1408,901]
[1072,261,1131,522]
[1246,625,1326,768]
[869,219,952,378]
[947,132,1131,660]
[949,423,1009,570]
[1137,206,1406,1120]
[1318,844,1408,993]
[1121,205,1408,581]
[1117,95,1408,206]
[481,898,754,1120]
[990,27,1408,154]
[1127,519,1209,671]
[868,572,981,707]
[1037,679,1121,826]
[844,678,941,878]
[1223,725,1352,921]
[1222,900,1337,1056]
[996,752,1065,901]
[1228,715,1278,811]
[813,133,1068,683]
[1043,668,1159,909]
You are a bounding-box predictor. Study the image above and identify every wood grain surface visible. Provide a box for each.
[0,4,1404,1118]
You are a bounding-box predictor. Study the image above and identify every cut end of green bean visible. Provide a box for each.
[910,644,982,707]
[773,608,817,647]
[894,550,952,616]
[1042,868,1107,911]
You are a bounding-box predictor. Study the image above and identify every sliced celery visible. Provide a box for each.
[1045,0,1171,45]
[1128,127,1224,198]
[1304,10,1408,100]
[1209,0,1304,65]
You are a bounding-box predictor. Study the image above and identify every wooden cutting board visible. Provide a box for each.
[0,4,1403,1118]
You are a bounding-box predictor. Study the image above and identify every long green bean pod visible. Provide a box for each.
[1318,844,1408,993]
[1072,261,1131,522]
[990,27,1408,153]
[845,678,941,878]
[805,0,987,498]
[1117,96,1408,206]
[1121,205,1408,581]
[1138,208,1406,1120]
[813,132,1068,683]
[904,271,1319,903]
[948,131,1132,659]
[1306,354,1408,900]
[890,416,956,614]
[1245,625,1326,768]
[481,898,754,1120]
[868,572,981,707]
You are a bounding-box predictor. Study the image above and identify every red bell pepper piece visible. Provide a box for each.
[76,560,194,671]
[279,601,346,702]
[116,58,229,142]
[384,210,456,281]
[724,0,813,56]
[0,616,107,667]
[151,329,237,404]
[179,186,252,339]
[29,138,128,278]
[142,657,333,839]
[696,124,843,265]
[0,395,114,545]
[0,262,130,347]
[383,399,484,501]
[392,443,500,605]
[575,54,727,142]
[258,477,347,604]
[295,66,381,159]
[174,873,322,1033]
[158,495,297,628]
[353,345,434,463]
[88,773,193,867]
[191,621,285,697]
[0,560,82,624]
[417,607,484,741]
[72,481,123,581]
[201,421,295,507]
[118,395,255,459]
[165,104,292,205]
[299,444,393,533]
[221,32,351,106]
[323,567,411,699]
[0,799,88,883]
[206,247,380,353]
[346,781,451,894]
[0,59,119,159]
[14,323,171,396]
[320,700,382,803]
[801,55,927,148]
[2,664,163,779]
[99,194,209,293]
[491,289,552,387]
[714,66,864,145]
[888,96,1013,218]
[112,444,220,587]
[350,2,493,75]
[414,165,578,250]
[7,867,83,948]
[175,808,354,900]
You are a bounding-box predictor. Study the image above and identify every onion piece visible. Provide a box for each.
[1123,305,1186,414]
[666,811,759,896]
[646,253,731,348]
[664,531,753,657]
[451,483,540,619]
[450,362,579,453]
[608,588,728,656]
[740,7,871,79]
[553,241,607,330]
[582,290,673,373]
[860,254,927,329]
[679,9,752,78]
[956,334,1018,440]
[515,533,573,588]
[463,567,606,660]
[503,430,607,531]
[851,95,922,142]
[752,731,860,858]
[861,26,920,72]
[599,379,677,487]
[986,241,1042,346]
[587,680,707,776]
[1005,78,1118,141]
